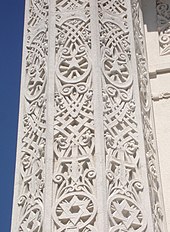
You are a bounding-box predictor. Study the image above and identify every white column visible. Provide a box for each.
[11,0,167,232]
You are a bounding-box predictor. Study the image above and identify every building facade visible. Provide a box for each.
[11,0,170,231]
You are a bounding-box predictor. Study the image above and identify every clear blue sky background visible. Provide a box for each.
[0,1,25,231]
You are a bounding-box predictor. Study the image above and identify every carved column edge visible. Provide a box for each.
[127,0,155,231]
[11,0,49,231]
[132,0,168,231]
[90,0,108,230]
[43,0,55,231]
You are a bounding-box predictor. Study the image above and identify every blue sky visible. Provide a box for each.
[0,1,25,231]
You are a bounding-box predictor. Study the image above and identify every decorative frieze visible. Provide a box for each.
[156,0,170,55]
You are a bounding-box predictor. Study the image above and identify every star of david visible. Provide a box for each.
[58,195,92,226]
[111,199,142,230]
[20,209,41,232]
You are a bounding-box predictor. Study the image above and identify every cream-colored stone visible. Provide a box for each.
[151,73,170,232]
[143,0,170,231]
[11,1,168,232]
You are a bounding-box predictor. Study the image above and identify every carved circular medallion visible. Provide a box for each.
[108,194,146,231]
[52,192,97,230]
[56,46,91,84]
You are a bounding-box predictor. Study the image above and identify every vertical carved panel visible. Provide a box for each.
[99,0,147,231]
[17,1,48,231]
[52,1,98,231]
[132,0,165,231]
[156,0,170,55]
[11,1,167,232]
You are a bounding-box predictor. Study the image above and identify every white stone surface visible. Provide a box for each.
[11,0,167,232]
[151,73,170,232]
[143,0,170,231]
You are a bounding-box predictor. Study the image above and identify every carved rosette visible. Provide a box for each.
[132,0,165,231]
[17,0,48,231]
[99,0,147,231]
[52,1,97,231]
[156,0,170,55]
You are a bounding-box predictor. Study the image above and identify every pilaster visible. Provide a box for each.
[11,1,167,232]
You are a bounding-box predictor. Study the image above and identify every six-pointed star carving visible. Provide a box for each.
[58,195,91,226]
[111,199,142,229]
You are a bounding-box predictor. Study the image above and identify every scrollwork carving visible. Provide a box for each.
[132,0,165,230]
[99,0,147,231]
[156,0,170,55]
[17,1,48,231]
[13,1,167,232]
[52,1,97,231]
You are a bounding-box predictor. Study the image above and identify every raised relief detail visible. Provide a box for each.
[52,1,97,231]
[17,1,48,231]
[12,1,167,232]
[132,0,165,231]
[157,0,170,55]
[99,0,147,231]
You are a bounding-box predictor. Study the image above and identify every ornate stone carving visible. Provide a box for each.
[132,0,165,231]
[156,0,170,55]
[52,1,97,231]
[17,1,48,231]
[11,1,167,232]
[98,0,148,231]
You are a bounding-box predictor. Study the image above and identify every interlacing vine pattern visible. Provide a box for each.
[52,1,97,231]
[17,1,48,231]
[156,0,170,55]
[12,1,167,232]
[132,0,164,231]
[99,0,147,231]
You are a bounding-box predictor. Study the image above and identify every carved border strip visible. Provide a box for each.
[98,0,149,231]
[12,1,49,231]
[132,0,166,231]
[52,1,98,231]
[156,0,170,56]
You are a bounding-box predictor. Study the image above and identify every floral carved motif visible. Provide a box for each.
[17,0,48,231]
[157,0,170,55]
[52,1,97,231]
